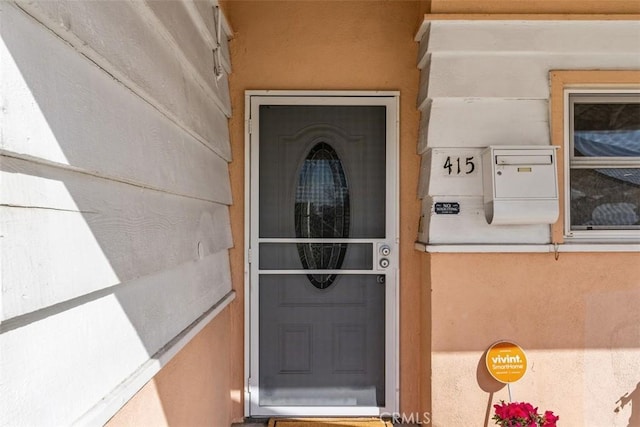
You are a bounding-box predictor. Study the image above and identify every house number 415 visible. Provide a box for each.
[443,156,476,176]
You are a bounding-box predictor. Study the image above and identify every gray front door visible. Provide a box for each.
[247,93,398,417]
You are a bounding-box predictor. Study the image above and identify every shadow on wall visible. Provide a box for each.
[2,7,233,348]
[476,349,506,427]
[616,382,640,427]
[469,309,640,427]
[2,2,234,425]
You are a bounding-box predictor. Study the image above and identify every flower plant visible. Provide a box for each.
[493,401,559,427]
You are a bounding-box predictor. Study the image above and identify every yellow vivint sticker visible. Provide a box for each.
[486,341,527,383]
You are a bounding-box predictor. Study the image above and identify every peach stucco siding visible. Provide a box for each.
[222,0,424,416]
[106,1,639,426]
[429,252,640,426]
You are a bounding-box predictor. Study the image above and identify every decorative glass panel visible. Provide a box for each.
[295,142,349,289]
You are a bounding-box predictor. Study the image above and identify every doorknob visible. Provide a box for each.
[379,245,391,256]
[379,258,390,268]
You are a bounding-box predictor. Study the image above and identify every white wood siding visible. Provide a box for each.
[416,19,640,245]
[0,1,234,425]
[10,0,232,159]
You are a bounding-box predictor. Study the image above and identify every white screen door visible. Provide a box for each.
[246,92,398,417]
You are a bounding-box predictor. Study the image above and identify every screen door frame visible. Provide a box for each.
[244,91,399,417]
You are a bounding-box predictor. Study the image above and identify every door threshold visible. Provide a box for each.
[234,417,410,427]
[266,418,393,427]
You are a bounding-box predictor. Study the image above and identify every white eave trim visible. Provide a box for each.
[414,14,640,41]
[415,242,640,253]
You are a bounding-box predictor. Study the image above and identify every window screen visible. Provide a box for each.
[568,93,640,232]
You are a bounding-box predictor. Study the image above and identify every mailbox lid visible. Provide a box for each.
[495,155,552,165]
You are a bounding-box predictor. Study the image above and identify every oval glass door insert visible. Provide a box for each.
[295,142,350,289]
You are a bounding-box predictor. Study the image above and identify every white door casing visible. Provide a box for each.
[244,92,399,417]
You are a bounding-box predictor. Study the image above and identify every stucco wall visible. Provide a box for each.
[429,252,640,427]
[221,0,424,417]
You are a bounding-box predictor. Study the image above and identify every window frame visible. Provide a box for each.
[563,88,640,241]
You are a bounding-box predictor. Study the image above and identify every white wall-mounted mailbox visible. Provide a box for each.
[482,146,560,225]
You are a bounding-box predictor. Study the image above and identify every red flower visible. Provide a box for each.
[492,401,558,427]
[542,410,559,427]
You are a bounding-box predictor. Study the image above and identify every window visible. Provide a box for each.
[566,90,640,240]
